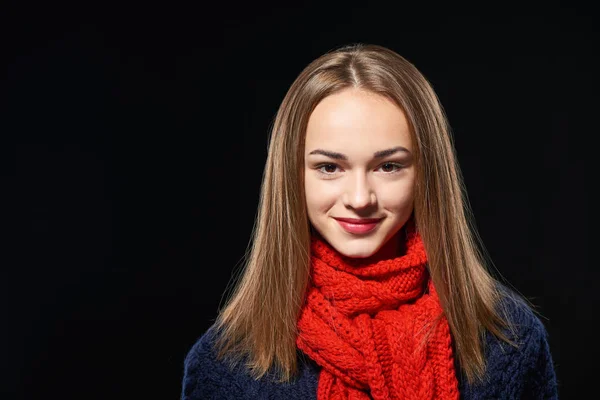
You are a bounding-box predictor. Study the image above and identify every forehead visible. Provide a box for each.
[305,88,412,153]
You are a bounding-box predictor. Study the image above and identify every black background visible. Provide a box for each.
[2,1,596,399]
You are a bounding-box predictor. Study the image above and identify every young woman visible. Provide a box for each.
[180,43,558,399]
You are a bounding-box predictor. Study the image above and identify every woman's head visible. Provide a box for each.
[267,43,455,259]
[215,43,504,384]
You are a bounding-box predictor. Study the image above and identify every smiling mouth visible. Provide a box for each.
[334,218,383,234]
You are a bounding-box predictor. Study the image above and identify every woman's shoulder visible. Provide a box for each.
[495,284,550,336]
[180,324,257,399]
[180,324,319,400]
[182,324,220,373]
[459,283,559,399]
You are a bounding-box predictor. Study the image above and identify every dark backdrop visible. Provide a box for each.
[2,1,596,399]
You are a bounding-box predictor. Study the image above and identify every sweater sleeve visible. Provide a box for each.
[180,330,222,400]
[180,328,252,400]
[458,290,560,399]
[180,337,204,400]
[500,287,559,399]
[523,321,559,399]
[180,327,319,400]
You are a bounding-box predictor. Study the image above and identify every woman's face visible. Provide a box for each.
[304,88,415,260]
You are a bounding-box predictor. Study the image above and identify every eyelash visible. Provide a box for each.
[315,162,405,177]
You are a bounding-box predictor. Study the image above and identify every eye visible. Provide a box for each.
[379,162,404,173]
[315,162,404,176]
[316,163,339,175]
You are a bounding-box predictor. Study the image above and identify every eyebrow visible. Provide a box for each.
[308,146,411,160]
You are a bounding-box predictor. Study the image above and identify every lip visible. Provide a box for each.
[334,217,383,234]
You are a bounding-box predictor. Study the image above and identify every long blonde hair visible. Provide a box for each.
[212,42,516,385]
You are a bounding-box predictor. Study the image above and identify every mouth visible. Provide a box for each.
[333,217,383,234]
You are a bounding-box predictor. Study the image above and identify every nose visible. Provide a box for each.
[342,172,377,210]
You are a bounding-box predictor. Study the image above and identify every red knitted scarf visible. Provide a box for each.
[296,225,459,400]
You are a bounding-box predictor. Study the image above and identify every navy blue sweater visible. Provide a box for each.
[181,295,558,399]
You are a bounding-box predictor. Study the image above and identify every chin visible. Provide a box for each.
[331,237,382,259]
[344,250,377,259]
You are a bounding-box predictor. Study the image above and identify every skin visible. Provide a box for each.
[304,88,416,261]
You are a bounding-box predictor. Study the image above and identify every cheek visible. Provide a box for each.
[304,176,337,214]
[379,180,415,211]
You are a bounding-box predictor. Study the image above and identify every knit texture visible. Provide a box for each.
[181,288,559,400]
[296,226,459,400]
